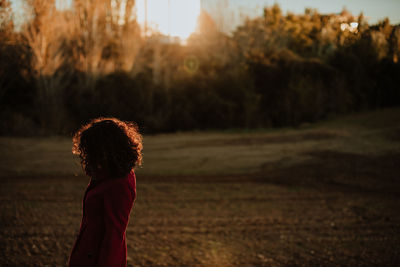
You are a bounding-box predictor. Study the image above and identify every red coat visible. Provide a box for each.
[68,171,136,267]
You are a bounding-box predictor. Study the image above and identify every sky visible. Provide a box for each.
[203,0,400,28]
[10,0,400,33]
[136,0,201,39]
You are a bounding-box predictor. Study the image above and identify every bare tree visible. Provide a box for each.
[71,0,141,87]
[0,0,15,101]
[22,0,71,132]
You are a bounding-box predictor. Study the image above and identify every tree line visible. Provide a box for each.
[1,1,399,135]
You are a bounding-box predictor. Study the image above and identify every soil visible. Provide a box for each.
[1,151,399,266]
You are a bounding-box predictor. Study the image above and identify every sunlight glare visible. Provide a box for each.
[136,0,201,41]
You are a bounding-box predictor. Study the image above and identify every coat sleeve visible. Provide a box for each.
[98,182,134,267]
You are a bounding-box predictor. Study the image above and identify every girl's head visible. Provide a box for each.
[72,117,143,179]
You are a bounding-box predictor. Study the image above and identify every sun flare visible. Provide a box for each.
[136,0,201,41]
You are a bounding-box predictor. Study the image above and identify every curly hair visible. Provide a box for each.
[72,117,143,179]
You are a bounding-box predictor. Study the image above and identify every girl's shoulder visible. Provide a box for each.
[92,171,136,197]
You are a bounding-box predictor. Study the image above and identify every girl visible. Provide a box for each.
[68,118,142,267]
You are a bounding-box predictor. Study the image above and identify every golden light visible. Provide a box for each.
[340,22,359,33]
[136,0,201,41]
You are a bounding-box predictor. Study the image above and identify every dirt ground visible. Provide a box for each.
[0,109,400,266]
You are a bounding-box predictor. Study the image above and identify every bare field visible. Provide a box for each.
[1,108,400,266]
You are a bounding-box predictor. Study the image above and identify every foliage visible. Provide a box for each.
[0,2,399,135]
